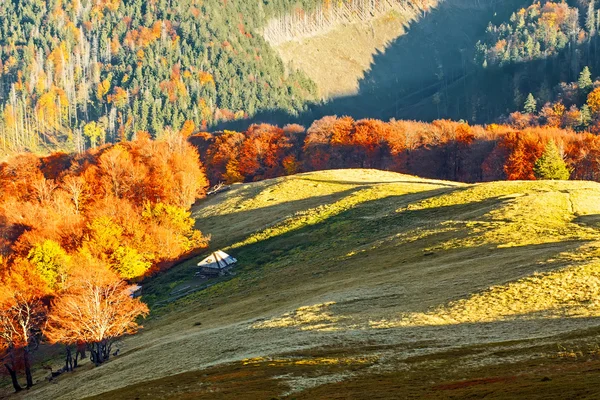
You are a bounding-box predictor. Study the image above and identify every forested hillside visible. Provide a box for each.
[475,2,589,67]
[259,0,600,128]
[369,0,600,123]
[5,0,600,155]
[468,0,600,119]
[0,0,320,155]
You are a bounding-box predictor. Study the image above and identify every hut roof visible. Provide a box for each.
[197,250,237,270]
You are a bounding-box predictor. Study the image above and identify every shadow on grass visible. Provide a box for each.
[143,184,460,307]
[298,177,463,187]
[573,214,600,229]
[155,188,590,316]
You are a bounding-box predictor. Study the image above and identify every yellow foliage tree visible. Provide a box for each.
[86,216,123,257]
[199,71,215,86]
[111,246,151,280]
[36,87,69,129]
[48,42,70,78]
[142,202,207,259]
[27,240,70,290]
[2,105,16,130]
[96,78,111,101]
[587,87,600,116]
[83,121,105,148]
[224,158,244,183]
[179,120,195,138]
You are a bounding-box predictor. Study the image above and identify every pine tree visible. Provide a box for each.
[579,66,593,91]
[533,140,571,180]
[587,0,596,36]
[524,93,537,114]
[581,104,592,127]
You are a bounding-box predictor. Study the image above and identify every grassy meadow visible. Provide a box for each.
[13,169,600,399]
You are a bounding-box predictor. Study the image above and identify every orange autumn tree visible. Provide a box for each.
[0,130,210,388]
[237,124,292,180]
[351,119,390,168]
[204,130,245,183]
[302,116,337,170]
[0,260,48,391]
[45,260,148,366]
[501,130,545,180]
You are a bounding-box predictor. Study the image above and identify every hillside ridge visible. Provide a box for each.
[21,169,600,399]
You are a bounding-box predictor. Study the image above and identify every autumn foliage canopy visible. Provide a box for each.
[0,130,209,390]
[194,117,589,185]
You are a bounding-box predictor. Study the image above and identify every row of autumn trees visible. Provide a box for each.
[0,129,209,392]
[192,116,600,184]
[505,66,600,133]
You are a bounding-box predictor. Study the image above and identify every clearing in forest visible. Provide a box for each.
[269,0,437,98]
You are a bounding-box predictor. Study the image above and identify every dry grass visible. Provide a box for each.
[276,10,423,98]
[17,170,600,399]
[372,255,600,328]
[252,302,345,331]
[404,181,600,250]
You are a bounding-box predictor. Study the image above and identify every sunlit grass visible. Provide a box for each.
[372,243,600,328]
[241,355,375,367]
[252,302,345,331]
[403,181,600,251]
[201,169,443,217]
[193,169,458,250]
[229,183,443,250]
[242,178,600,333]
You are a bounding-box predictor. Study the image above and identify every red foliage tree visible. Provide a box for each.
[237,124,291,180]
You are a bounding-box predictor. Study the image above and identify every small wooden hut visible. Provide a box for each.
[197,251,237,276]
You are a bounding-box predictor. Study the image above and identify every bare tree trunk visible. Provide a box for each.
[23,349,33,389]
[74,343,87,368]
[65,346,74,372]
[89,342,105,366]
[89,343,99,366]
[4,363,22,393]
[76,341,87,366]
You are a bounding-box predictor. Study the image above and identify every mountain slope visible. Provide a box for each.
[21,169,600,399]
[275,11,411,99]
[270,0,435,99]
[0,0,319,154]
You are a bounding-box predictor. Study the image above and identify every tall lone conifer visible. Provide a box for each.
[533,140,571,180]
[524,93,537,114]
[579,66,593,91]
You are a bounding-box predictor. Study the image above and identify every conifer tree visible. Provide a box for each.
[581,104,592,127]
[524,93,537,114]
[587,0,596,36]
[533,140,571,180]
[579,66,593,91]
